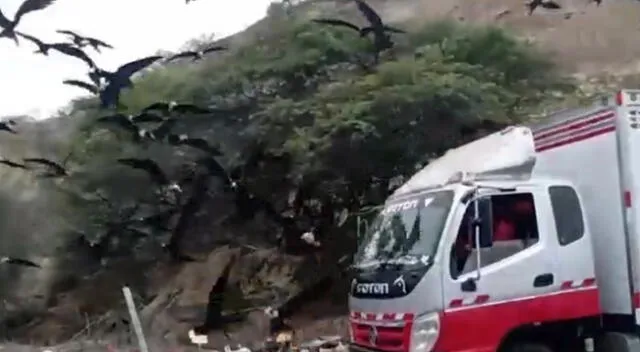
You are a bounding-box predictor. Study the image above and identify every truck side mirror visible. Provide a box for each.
[468,197,493,249]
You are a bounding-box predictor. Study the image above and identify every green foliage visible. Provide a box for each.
[62,17,575,257]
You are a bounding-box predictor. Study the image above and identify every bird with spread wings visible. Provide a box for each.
[0,0,56,44]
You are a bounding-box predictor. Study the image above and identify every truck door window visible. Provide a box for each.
[450,192,540,278]
[548,185,585,246]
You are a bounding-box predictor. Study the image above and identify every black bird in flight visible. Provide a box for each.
[167,134,222,156]
[142,101,211,115]
[17,33,96,68]
[527,0,561,15]
[193,255,237,336]
[15,32,47,53]
[47,43,95,67]
[0,256,41,268]
[23,157,68,177]
[63,79,100,95]
[97,56,163,109]
[56,29,113,52]
[0,0,55,44]
[117,158,180,192]
[0,119,17,134]
[590,0,601,5]
[312,0,404,53]
[166,45,227,62]
[0,158,28,169]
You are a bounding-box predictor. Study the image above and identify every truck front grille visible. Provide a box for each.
[349,312,414,352]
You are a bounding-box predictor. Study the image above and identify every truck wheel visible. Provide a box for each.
[509,343,554,352]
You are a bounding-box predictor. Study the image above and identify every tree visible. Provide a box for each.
[59,17,574,267]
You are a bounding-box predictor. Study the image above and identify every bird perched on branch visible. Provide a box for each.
[142,101,212,115]
[117,158,181,194]
[195,157,236,188]
[167,134,223,156]
[0,0,56,44]
[96,113,164,142]
[0,256,41,268]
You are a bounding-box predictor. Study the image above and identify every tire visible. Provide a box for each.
[508,343,554,352]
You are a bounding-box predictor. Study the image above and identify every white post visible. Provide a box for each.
[122,286,149,352]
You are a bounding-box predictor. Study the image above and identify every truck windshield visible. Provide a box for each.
[353,190,454,270]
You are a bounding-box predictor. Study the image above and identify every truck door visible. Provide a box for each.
[438,187,558,352]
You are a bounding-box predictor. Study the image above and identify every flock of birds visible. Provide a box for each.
[0,0,404,260]
[0,0,599,347]
[0,0,401,345]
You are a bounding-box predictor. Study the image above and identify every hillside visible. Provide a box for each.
[290,0,640,76]
[1,0,639,350]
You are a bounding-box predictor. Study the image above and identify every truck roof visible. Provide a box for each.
[392,90,639,197]
[392,126,537,196]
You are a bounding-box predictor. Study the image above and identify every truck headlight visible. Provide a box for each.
[410,312,440,352]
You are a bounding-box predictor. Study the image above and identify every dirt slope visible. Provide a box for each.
[283,0,640,76]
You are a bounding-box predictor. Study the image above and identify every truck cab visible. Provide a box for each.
[348,91,640,352]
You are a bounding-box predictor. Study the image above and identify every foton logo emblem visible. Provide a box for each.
[355,283,389,295]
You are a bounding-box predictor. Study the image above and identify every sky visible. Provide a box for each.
[0,0,274,120]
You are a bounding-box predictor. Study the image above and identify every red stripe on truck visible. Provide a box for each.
[449,294,490,308]
[533,110,616,152]
[560,277,596,290]
[350,312,414,321]
[436,284,600,352]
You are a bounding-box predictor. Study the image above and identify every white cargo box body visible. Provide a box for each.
[393,89,640,319]
[529,95,634,317]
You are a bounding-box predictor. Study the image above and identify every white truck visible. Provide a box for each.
[347,89,640,352]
